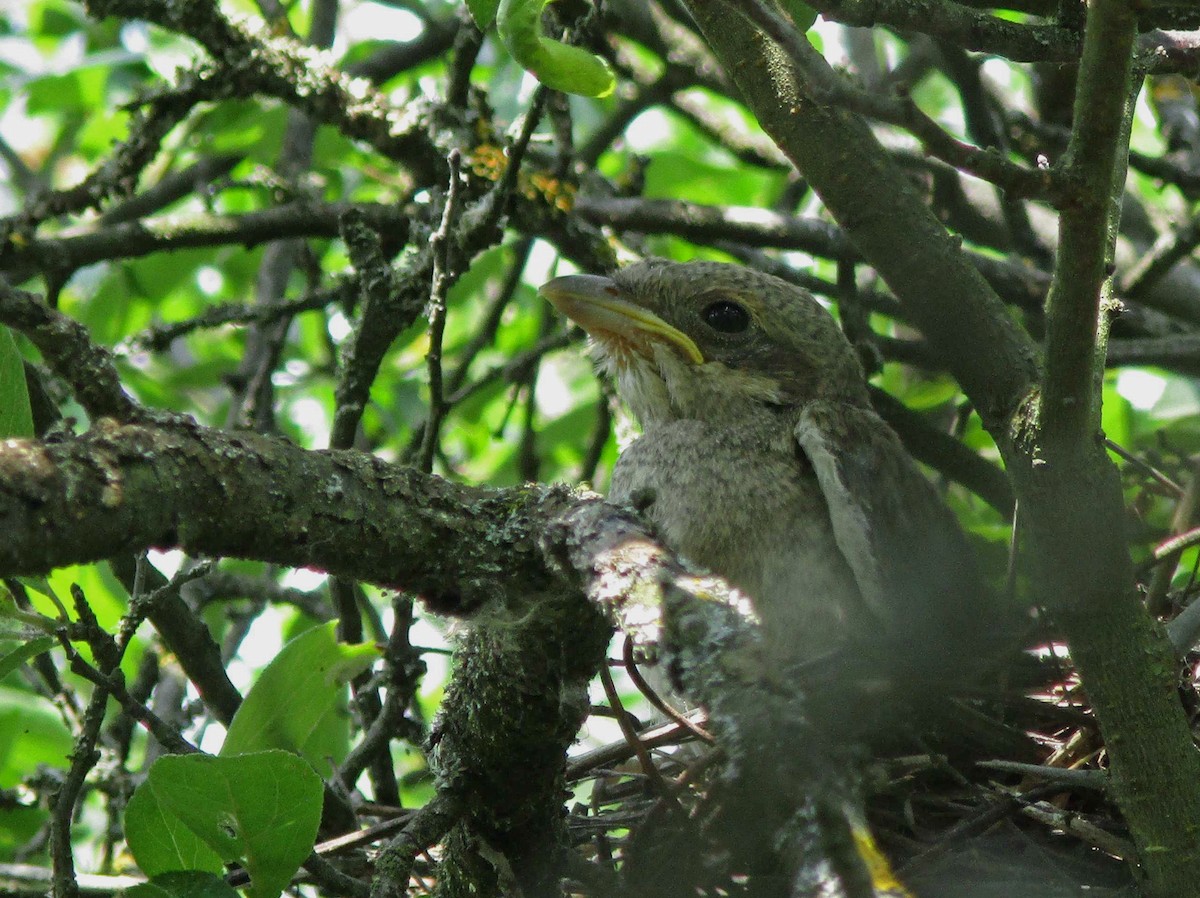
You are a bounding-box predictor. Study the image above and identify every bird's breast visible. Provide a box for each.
[610,419,868,660]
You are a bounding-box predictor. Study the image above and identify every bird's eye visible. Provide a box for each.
[701,299,751,334]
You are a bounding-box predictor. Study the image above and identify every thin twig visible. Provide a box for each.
[418,149,466,474]
[976,759,1107,790]
[1146,456,1200,613]
[622,637,714,744]
[598,664,681,803]
[1105,437,1184,496]
[445,238,534,397]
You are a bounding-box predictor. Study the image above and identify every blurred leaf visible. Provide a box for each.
[0,804,49,860]
[1148,374,1200,421]
[121,871,239,898]
[200,102,288,160]
[33,0,90,36]
[779,0,818,31]
[642,145,781,206]
[466,0,500,29]
[0,327,33,437]
[1101,380,1133,451]
[0,637,56,682]
[45,564,128,630]
[26,72,86,113]
[0,685,72,788]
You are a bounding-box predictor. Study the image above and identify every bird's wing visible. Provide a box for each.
[794,400,986,655]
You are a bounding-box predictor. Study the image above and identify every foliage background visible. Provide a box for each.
[3,0,1200,895]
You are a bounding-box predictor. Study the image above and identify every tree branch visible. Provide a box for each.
[810,0,1080,62]
[1040,0,1137,450]
[0,419,575,607]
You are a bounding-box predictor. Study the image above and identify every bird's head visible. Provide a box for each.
[540,259,869,425]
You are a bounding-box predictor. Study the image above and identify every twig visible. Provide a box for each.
[0,282,139,422]
[128,284,351,352]
[446,331,573,406]
[418,149,466,474]
[565,717,708,780]
[1146,456,1200,614]
[6,201,415,289]
[0,65,223,245]
[62,650,196,756]
[811,0,1079,62]
[50,591,118,898]
[599,664,680,803]
[299,851,370,898]
[1104,437,1183,496]
[0,863,145,894]
[1166,590,1200,653]
[368,793,463,898]
[622,637,714,744]
[445,238,534,397]
[725,0,1068,201]
[1012,795,1135,860]
[1121,209,1200,297]
[578,394,613,485]
[976,759,1108,790]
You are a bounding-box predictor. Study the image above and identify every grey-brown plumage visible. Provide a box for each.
[540,259,988,675]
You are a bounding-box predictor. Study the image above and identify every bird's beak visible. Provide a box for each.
[538,274,704,365]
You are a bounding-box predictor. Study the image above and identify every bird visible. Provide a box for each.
[539,258,997,686]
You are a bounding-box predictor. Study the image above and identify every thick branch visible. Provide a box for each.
[0,419,709,648]
[0,418,887,892]
[1010,2,1200,894]
[0,284,136,421]
[1040,0,1138,450]
[0,420,581,608]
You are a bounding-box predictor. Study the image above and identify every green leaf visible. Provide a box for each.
[0,636,56,681]
[121,871,239,898]
[497,0,615,97]
[0,684,72,788]
[220,621,379,774]
[1101,379,1133,451]
[466,0,500,29]
[641,144,782,206]
[0,803,49,856]
[0,327,33,438]
[125,751,323,898]
[778,0,818,31]
[124,784,226,878]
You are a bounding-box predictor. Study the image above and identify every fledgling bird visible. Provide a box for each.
[540,259,992,682]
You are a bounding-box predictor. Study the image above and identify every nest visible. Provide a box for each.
[330,640,1153,897]
[556,649,1142,898]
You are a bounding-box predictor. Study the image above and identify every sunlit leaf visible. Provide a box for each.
[496,0,614,97]
[221,621,379,774]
